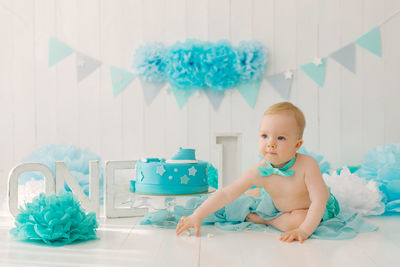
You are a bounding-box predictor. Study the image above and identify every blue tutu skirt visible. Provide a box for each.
[140,193,378,240]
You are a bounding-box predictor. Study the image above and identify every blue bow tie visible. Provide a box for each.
[257,156,296,177]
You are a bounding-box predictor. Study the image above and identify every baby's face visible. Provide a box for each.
[258,113,303,166]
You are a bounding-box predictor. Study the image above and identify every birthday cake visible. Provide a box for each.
[130,148,211,195]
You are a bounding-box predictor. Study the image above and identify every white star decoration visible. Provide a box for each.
[313,57,323,66]
[188,166,197,176]
[284,70,293,80]
[168,176,173,180]
[156,165,166,176]
[181,175,190,184]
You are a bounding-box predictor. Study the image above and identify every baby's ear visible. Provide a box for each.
[296,139,303,150]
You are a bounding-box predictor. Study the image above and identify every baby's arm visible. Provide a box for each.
[176,168,257,236]
[298,157,330,236]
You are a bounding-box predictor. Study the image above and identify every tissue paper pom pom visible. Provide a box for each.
[207,163,218,189]
[19,144,103,199]
[235,41,268,83]
[203,40,239,91]
[165,39,207,90]
[355,144,400,212]
[132,42,168,82]
[18,178,45,205]
[323,168,385,215]
[10,191,98,246]
[298,147,331,174]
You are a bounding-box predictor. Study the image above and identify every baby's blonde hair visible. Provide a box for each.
[264,102,306,138]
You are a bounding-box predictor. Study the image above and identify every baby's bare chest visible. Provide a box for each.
[257,173,311,211]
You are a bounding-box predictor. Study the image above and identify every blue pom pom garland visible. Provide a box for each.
[132,39,268,92]
[132,42,168,82]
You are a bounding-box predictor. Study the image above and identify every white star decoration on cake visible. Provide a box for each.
[313,57,323,66]
[181,175,190,184]
[156,165,166,176]
[284,70,293,80]
[188,166,197,176]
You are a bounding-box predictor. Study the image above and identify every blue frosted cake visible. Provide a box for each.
[130,148,210,195]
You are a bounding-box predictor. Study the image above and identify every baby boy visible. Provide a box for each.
[176,102,336,243]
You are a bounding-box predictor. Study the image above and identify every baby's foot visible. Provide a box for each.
[245,213,267,224]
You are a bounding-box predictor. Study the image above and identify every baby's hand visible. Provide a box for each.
[280,228,309,243]
[176,215,202,236]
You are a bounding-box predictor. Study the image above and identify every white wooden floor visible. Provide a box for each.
[1,214,400,267]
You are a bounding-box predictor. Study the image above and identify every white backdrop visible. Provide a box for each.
[1,0,400,206]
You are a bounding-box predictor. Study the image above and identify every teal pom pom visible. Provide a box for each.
[355,144,400,213]
[207,163,218,189]
[235,40,268,84]
[10,191,98,246]
[298,147,331,174]
[132,42,168,82]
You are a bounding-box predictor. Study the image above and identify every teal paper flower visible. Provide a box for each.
[10,191,98,246]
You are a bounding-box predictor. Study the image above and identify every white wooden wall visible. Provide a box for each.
[1,0,400,203]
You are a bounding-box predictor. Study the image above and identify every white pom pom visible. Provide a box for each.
[18,178,45,206]
[323,167,385,215]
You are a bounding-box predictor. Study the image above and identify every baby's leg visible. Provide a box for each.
[246,209,308,232]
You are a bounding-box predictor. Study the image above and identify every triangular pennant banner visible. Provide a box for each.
[76,52,102,82]
[140,79,166,105]
[300,58,327,87]
[48,37,74,67]
[204,89,225,111]
[355,27,382,57]
[266,73,292,99]
[171,87,195,109]
[109,66,136,96]
[236,79,262,108]
[330,43,356,73]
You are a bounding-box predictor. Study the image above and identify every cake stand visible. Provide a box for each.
[129,187,216,228]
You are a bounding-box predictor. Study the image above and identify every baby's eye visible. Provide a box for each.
[261,134,267,139]
[278,136,286,141]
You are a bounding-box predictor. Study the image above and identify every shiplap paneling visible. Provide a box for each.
[77,0,101,157]
[319,0,342,167]
[384,0,400,144]
[120,0,145,160]
[186,0,210,161]
[341,0,365,166]
[1,0,400,196]
[142,0,167,158]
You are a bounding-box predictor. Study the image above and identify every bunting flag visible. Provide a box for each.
[47,11,387,109]
[171,87,196,109]
[48,37,74,67]
[76,52,102,82]
[140,79,166,105]
[330,44,356,73]
[109,66,136,96]
[204,89,225,111]
[266,72,292,99]
[355,27,382,57]
[236,79,262,108]
[300,58,327,87]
